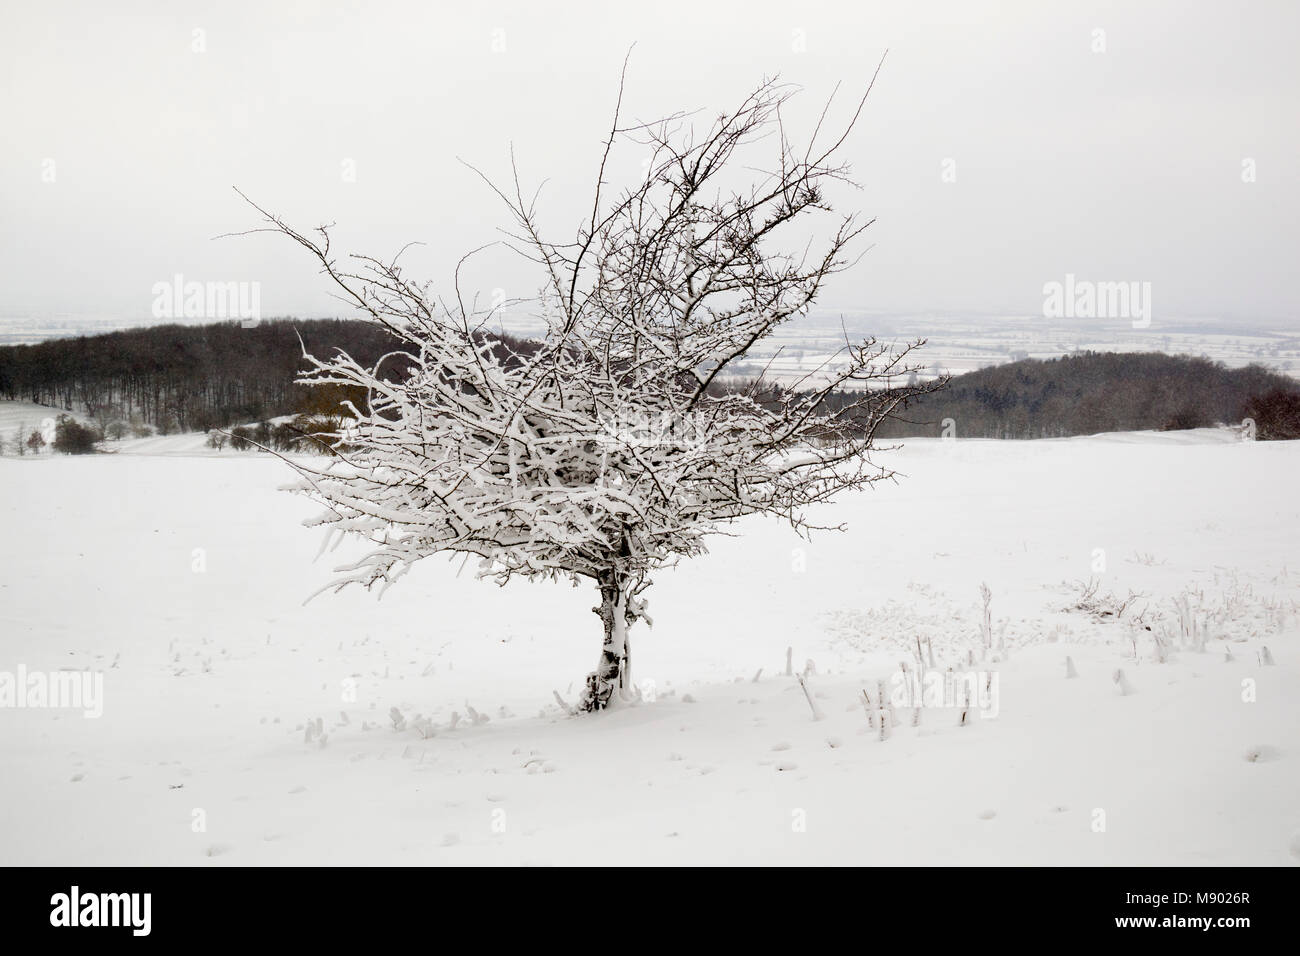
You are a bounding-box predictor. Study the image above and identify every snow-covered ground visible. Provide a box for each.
[0,401,86,442]
[1,421,1297,865]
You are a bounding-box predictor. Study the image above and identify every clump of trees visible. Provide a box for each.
[52,415,99,454]
[222,415,345,455]
[4,423,28,456]
[1243,388,1300,440]
[868,352,1300,439]
[4,417,100,456]
[0,319,416,432]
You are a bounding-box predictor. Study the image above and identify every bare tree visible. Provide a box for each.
[240,65,941,711]
[88,402,119,439]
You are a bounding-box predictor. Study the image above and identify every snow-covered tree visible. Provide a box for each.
[242,68,940,711]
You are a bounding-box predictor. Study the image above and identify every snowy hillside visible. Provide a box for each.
[0,401,292,458]
[1,429,1297,865]
[0,401,87,438]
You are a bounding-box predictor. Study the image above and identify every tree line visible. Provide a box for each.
[863,352,1300,440]
[5,323,1300,454]
[0,318,533,434]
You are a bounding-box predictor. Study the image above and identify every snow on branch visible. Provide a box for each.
[238,61,942,604]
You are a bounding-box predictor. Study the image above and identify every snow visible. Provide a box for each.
[1,421,1297,864]
[0,402,299,458]
[0,401,84,440]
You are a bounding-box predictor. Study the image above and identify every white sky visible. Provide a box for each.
[2,0,1297,326]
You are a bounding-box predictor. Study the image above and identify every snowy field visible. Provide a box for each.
[1,420,1297,865]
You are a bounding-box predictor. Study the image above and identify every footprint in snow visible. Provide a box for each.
[440,833,460,847]
[288,785,307,794]
[775,762,798,772]
[771,741,792,752]
[1244,745,1281,763]
[978,809,997,820]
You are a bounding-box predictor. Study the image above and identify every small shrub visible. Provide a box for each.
[1243,388,1300,440]
[52,416,99,455]
[1160,406,1212,431]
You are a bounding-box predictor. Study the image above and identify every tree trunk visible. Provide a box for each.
[581,571,637,712]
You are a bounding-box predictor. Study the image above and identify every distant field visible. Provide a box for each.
[491,310,1300,385]
[719,313,1300,385]
[3,311,1297,387]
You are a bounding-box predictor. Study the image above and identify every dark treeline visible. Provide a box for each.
[4,324,1300,444]
[0,319,529,433]
[0,319,396,431]
[863,352,1300,439]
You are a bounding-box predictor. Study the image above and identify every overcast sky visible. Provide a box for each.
[2,0,1297,328]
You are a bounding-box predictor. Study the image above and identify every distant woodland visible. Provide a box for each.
[0,319,520,434]
[869,352,1300,440]
[2,320,1299,448]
